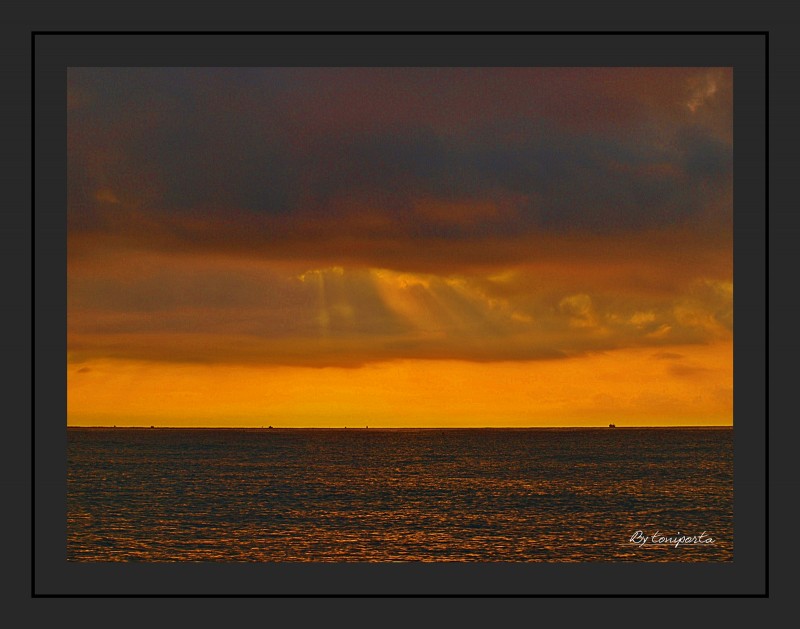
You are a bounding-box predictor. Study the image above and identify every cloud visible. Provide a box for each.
[651,351,684,361]
[629,311,657,327]
[67,68,733,369]
[68,253,733,367]
[668,363,711,378]
[69,119,730,233]
[558,294,599,329]
[68,67,732,273]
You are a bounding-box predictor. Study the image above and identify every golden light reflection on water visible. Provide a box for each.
[67,428,733,562]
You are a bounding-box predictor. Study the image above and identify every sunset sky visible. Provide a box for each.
[67,67,733,427]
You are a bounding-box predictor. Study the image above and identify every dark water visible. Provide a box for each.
[67,427,733,562]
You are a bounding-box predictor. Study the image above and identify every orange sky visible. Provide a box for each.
[68,342,732,427]
[67,68,732,427]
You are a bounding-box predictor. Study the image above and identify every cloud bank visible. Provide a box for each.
[67,67,732,368]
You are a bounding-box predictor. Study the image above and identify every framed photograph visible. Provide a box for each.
[34,31,766,596]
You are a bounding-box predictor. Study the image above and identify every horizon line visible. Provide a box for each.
[67,425,733,430]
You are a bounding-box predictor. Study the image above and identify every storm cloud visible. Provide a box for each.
[67,67,732,368]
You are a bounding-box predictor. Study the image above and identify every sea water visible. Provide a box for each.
[67,427,733,562]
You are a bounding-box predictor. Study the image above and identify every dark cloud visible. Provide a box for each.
[652,351,684,360]
[68,67,732,270]
[67,68,733,368]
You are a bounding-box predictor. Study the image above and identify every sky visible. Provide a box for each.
[67,67,733,427]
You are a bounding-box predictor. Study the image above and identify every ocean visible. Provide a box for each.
[67,427,733,562]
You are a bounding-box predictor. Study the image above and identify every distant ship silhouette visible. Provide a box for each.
[609,423,616,428]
